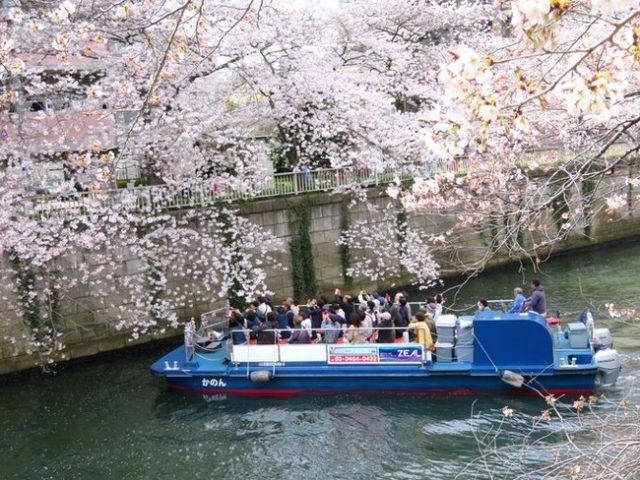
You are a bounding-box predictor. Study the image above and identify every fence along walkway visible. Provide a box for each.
[24,161,470,219]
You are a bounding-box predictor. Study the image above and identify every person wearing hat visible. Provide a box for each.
[376,311,395,343]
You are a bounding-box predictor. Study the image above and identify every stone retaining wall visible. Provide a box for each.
[1,169,639,375]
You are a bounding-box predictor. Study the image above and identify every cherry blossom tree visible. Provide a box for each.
[376,0,640,285]
[5,0,638,366]
[1,0,493,365]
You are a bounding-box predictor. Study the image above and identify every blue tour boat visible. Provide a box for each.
[151,310,621,397]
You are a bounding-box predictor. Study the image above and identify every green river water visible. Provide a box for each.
[1,241,640,480]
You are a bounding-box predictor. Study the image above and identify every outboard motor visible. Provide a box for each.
[592,328,613,351]
[594,348,621,387]
[578,308,620,387]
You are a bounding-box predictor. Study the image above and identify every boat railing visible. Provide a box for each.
[351,299,513,314]
[189,298,515,362]
[227,325,433,368]
[185,306,229,362]
[486,299,513,312]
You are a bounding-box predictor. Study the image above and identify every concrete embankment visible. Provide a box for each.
[1,167,639,375]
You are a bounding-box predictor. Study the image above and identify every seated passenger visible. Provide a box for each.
[508,287,525,313]
[254,311,278,345]
[321,310,341,344]
[375,312,394,344]
[425,296,437,317]
[345,312,366,344]
[229,316,248,346]
[432,294,443,322]
[408,312,434,351]
[289,315,311,344]
[363,301,377,341]
[332,303,346,322]
[244,306,260,330]
[256,296,272,320]
[276,306,291,339]
[291,299,300,317]
[301,314,313,337]
[477,298,490,311]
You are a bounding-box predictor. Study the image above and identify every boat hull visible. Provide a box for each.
[152,309,614,398]
[161,369,596,397]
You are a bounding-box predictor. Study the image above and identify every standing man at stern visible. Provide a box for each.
[524,279,547,316]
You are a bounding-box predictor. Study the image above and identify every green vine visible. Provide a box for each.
[396,209,408,246]
[46,268,61,328]
[135,220,165,324]
[551,194,570,232]
[146,257,165,323]
[289,200,317,299]
[396,209,408,278]
[627,164,633,213]
[581,178,596,236]
[7,251,43,331]
[219,210,247,310]
[339,202,353,287]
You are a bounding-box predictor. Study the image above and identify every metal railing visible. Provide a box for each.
[216,324,441,372]
[185,307,229,362]
[190,299,516,362]
[22,160,470,219]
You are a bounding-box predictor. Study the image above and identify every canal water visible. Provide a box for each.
[1,241,639,479]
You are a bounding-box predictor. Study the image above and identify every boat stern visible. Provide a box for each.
[150,346,190,376]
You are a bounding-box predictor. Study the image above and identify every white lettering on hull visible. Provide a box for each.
[202,378,227,388]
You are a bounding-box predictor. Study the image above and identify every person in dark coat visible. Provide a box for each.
[524,279,547,315]
[255,311,278,344]
[398,297,410,326]
[276,306,291,339]
[399,297,412,340]
[334,289,355,319]
[229,315,248,346]
[390,298,403,339]
[376,312,394,343]
[308,299,324,339]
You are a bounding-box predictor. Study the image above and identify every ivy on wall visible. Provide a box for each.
[627,164,633,213]
[8,252,42,331]
[581,178,596,237]
[339,202,353,287]
[289,200,317,300]
[219,210,247,310]
[396,208,408,277]
[396,209,407,246]
[7,252,61,359]
[45,269,62,330]
[551,194,571,232]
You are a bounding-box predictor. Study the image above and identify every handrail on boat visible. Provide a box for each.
[191,298,515,362]
[223,326,435,369]
[184,306,229,362]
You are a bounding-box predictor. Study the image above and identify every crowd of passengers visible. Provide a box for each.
[228,289,440,352]
[228,278,548,351]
